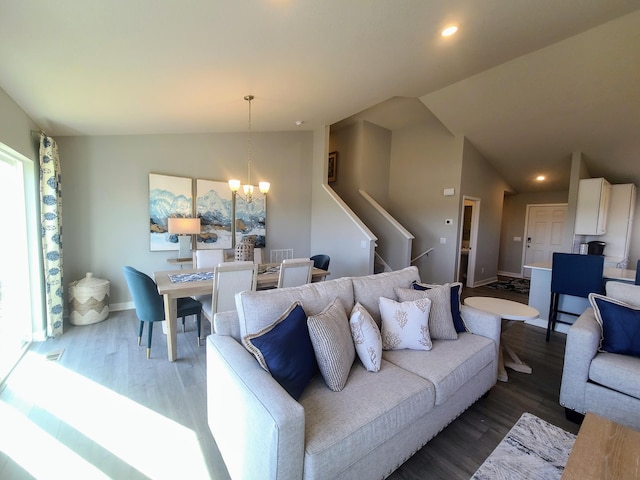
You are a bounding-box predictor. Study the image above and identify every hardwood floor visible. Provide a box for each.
[0,285,578,480]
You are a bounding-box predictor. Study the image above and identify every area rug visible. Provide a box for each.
[484,277,530,295]
[471,413,576,480]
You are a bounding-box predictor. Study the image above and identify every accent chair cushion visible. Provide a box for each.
[589,293,640,358]
[413,281,467,333]
[605,281,640,307]
[243,301,319,399]
[307,299,356,391]
[396,285,458,340]
[379,296,432,351]
[349,302,382,372]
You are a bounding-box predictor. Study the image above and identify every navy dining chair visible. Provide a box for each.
[310,254,330,271]
[635,259,640,285]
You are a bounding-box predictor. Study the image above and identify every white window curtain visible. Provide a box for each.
[40,134,64,337]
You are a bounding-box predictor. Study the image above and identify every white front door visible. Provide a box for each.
[523,204,569,278]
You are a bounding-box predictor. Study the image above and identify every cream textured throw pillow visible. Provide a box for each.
[395,285,458,340]
[379,296,432,351]
[307,298,356,392]
[349,302,382,372]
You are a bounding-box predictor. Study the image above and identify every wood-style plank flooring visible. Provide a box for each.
[0,283,579,479]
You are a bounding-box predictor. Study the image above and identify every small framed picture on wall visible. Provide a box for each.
[328,151,338,183]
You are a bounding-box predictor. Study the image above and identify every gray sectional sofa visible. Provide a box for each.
[206,266,501,480]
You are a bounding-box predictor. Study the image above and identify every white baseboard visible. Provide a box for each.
[497,270,523,279]
[473,276,498,288]
[109,302,134,312]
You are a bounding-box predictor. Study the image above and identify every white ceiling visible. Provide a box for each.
[1,0,639,193]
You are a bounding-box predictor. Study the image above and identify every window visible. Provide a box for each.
[0,142,43,382]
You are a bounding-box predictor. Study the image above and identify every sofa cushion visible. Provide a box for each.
[379,296,432,351]
[589,352,640,399]
[350,302,382,372]
[236,277,354,338]
[396,286,458,340]
[351,266,421,326]
[382,332,495,405]
[299,359,435,480]
[605,282,640,307]
[243,302,319,400]
[413,281,467,333]
[589,293,640,357]
[308,299,356,392]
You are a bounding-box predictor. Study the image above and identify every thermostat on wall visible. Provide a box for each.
[443,188,455,196]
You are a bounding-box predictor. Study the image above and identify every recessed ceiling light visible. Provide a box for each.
[295,120,304,126]
[442,25,458,37]
[536,175,546,181]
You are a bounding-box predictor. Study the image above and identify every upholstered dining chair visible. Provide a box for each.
[547,253,604,341]
[310,254,330,271]
[193,249,225,269]
[199,261,258,334]
[277,258,313,288]
[123,266,203,358]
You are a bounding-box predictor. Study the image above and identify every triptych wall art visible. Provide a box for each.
[149,173,266,252]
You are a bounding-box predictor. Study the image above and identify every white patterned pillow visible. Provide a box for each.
[307,298,356,392]
[379,296,432,351]
[395,285,457,340]
[349,302,382,372]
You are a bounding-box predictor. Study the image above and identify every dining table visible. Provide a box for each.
[154,263,330,361]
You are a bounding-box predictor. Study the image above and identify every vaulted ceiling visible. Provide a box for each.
[1,1,639,193]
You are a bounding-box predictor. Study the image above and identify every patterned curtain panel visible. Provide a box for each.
[40,134,64,337]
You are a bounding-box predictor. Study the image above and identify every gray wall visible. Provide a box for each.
[56,131,314,307]
[0,87,39,163]
[310,126,375,279]
[459,138,512,285]
[387,115,463,284]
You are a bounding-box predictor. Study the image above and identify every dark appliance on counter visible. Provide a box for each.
[587,241,606,256]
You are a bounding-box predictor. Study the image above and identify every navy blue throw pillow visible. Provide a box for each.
[247,303,319,399]
[591,295,640,358]
[413,281,466,333]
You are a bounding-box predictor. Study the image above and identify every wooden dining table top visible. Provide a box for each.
[154,263,329,297]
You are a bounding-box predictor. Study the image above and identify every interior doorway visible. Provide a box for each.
[522,204,569,278]
[459,197,480,288]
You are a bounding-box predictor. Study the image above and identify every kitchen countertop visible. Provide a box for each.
[524,261,636,282]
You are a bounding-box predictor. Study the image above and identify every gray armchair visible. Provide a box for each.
[559,283,640,430]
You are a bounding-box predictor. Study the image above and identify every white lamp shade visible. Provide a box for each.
[259,182,270,194]
[228,179,241,192]
[243,184,254,196]
[167,217,201,234]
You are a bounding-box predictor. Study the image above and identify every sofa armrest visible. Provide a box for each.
[559,307,601,413]
[206,335,305,480]
[213,310,241,341]
[460,304,501,354]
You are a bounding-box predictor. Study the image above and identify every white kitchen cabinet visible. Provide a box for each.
[574,177,611,235]
[585,183,636,267]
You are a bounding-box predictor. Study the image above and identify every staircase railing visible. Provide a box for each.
[359,190,414,270]
[411,247,434,264]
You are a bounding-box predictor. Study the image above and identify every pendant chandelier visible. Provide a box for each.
[228,95,270,203]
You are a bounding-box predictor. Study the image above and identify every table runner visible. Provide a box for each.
[168,271,214,283]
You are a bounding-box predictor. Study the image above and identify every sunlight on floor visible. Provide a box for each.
[1,351,210,479]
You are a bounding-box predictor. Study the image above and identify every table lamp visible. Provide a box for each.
[168,217,201,260]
